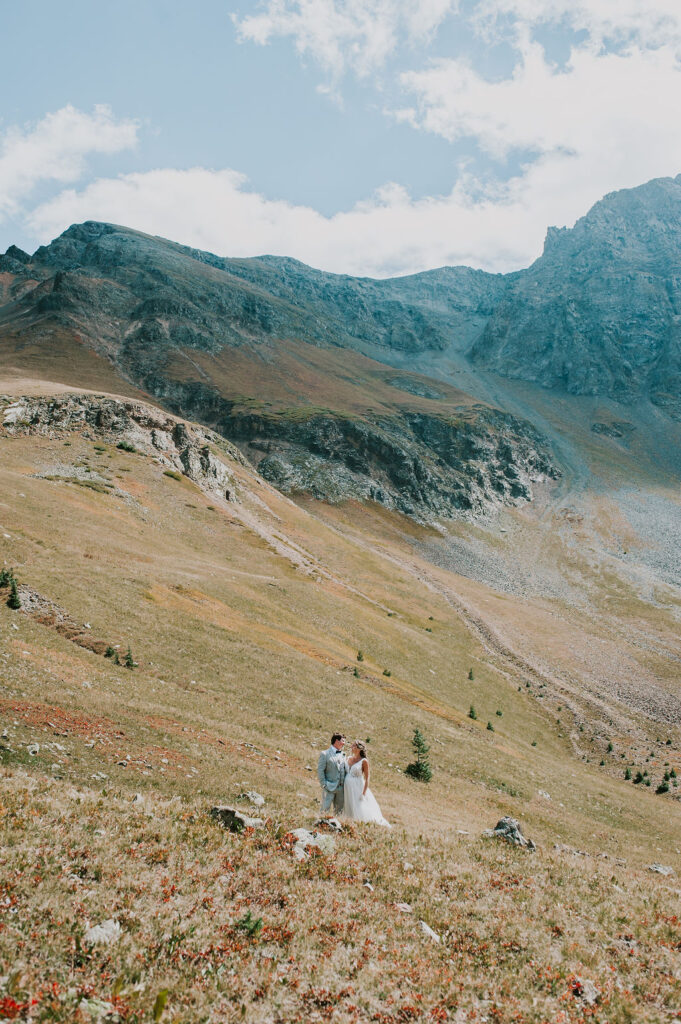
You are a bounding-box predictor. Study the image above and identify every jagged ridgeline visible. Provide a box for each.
[3,173,681,517]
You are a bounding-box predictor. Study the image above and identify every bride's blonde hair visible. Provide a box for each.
[354,740,367,759]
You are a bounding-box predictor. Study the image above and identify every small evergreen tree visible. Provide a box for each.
[468,668,474,681]
[124,646,135,669]
[468,705,477,720]
[405,728,432,783]
[356,650,364,662]
[624,767,631,780]
[486,721,494,732]
[7,579,20,610]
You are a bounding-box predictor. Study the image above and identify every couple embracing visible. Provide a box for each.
[318,733,390,826]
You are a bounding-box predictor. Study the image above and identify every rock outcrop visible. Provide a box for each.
[2,394,243,503]
[232,405,558,521]
[1,393,557,522]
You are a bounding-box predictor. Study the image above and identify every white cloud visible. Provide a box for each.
[474,0,681,52]
[391,35,681,268]
[17,157,614,279]
[226,1,681,279]
[233,0,456,79]
[0,105,138,220]
[399,40,681,159]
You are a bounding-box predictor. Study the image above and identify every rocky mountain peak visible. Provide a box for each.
[471,175,681,413]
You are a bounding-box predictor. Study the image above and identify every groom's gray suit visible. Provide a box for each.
[318,745,348,815]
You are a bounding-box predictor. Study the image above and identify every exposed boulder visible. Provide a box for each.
[241,791,265,808]
[290,827,337,860]
[419,920,441,943]
[648,863,675,876]
[83,919,122,946]
[313,817,343,832]
[210,806,264,832]
[482,816,536,850]
[572,977,600,1006]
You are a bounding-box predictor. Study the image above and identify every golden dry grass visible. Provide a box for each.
[1,387,681,1021]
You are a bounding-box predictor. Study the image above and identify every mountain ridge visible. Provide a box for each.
[2,173,681,522]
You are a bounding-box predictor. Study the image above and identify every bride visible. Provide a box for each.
[344,741,390,826]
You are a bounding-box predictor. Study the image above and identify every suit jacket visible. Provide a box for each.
[318,746,347,792]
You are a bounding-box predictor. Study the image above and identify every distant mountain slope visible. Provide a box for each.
[0,221,554,522]
[1,220,502,357]
[471,175,681,414]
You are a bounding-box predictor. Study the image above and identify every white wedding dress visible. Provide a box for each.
[343,760,390,826]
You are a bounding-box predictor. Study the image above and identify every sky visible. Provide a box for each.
[1,0,681,277]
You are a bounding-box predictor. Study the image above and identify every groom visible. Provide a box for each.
[317,733,347,817]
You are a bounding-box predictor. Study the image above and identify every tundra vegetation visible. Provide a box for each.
[0,393,679,1022]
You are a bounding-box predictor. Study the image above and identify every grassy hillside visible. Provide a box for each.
[1,383,680,1022]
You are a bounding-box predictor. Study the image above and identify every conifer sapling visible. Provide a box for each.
[7,578,21,610]
[405,727,432,783]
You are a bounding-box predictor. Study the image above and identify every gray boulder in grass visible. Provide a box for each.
[648,863,675,877]
[291,828,337,861]
[83,919,122,946]
[210,805,264,832]
[482,816,536,850]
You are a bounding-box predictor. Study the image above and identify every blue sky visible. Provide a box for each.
[2,1,681,275]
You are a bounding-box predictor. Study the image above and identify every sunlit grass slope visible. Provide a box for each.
[0,387,680,1022]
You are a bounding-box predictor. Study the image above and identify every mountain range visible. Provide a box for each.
[3,174,681,523]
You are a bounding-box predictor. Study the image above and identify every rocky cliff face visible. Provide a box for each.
[213,405,557,521]
[470,175,681,414]
[140,376,559,521]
